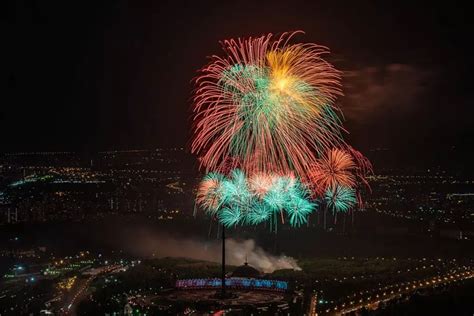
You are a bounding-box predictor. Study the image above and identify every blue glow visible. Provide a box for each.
[176,277,288,291]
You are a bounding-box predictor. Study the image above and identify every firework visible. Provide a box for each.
[324,185,357,214]
[246,201,271,225]
[196,172,225,215]
[286,196,315,227]
[196,169,316,229]
[249,173,274,199]
[347,146,373,190]
[192,31,345,180]
[193,31,372,233]
[308,148,357,195]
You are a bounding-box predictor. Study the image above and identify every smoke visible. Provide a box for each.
[224,238,301,273]
[342,64,435,125]
[115,229,300,273]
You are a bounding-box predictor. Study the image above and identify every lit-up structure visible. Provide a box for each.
[176,277,288,292]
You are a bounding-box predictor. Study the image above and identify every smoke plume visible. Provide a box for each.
[117,229,300,273]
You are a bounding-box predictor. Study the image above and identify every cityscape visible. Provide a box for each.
[4,1,474,315]
[1,149,473,314]
[1,149,473,234]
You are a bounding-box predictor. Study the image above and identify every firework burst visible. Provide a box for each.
[308,148,357,194]
[193,31,372,232]
[196,172,225,215]
[324,185,357,214]
[192,31,345,180]
[196,169,317,229]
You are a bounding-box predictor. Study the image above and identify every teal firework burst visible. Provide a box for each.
[324,185,356,214]
[196,169,317,229]
[286,197,316,227]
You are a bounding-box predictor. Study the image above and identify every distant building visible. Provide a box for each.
[231,261,261,278]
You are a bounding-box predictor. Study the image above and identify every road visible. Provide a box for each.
[58,264,123,315]
[309,267,473,315]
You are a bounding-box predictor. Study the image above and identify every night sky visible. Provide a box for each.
[5,1,474,168]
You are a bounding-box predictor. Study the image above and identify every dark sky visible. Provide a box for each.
[4,1,474,167]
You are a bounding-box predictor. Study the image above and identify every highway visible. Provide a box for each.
[59,264,123,316]
[309,267,473,315]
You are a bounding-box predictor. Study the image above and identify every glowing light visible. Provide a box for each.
[196,169,316,229]
[176,277,288,291]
